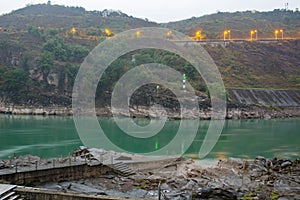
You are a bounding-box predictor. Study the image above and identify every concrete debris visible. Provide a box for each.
[1,148,299,199]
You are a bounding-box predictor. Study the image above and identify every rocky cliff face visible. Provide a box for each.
[1,88,299,119]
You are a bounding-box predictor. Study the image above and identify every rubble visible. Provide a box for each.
[45,149,300,199]
[2,148,299,199]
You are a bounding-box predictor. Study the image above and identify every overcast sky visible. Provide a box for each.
[1,0,299,22]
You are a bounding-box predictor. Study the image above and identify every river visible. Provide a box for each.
[0,114,299,160]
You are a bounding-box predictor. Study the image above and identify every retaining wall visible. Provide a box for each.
[15,187,148,200]
[228,88,300,107]
[0,163,113,185]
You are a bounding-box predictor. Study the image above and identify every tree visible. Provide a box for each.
[36,52,53,84]
[58,63,78,93]
[28,26,45,40]
[2,68,28,92]
[43,36,89,62]
[67,45,89,62]
[43,37,67,61]
[20,52,31,75]
[134,53,154,65]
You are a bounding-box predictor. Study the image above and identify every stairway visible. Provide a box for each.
[110,162,135,176]
[0,184,23,200]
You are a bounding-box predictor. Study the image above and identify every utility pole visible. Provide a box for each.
[285,3,289,10]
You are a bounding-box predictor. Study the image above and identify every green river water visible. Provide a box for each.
[0,114,299,160]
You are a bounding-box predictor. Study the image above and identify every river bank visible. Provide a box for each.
[1,88,300,119]
[1,147,299,199]
[1,104,300,120]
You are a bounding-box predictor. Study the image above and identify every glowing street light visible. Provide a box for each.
[280,29,284,39]
[166,31,172,40]
[223,30,231,41]
[136,31,141,37]
[195,30,202,41]
[274,30,279,40]
[104,28,112,37]
[274,29,283,40]
[250,29,257,41]
[70,27,76,35]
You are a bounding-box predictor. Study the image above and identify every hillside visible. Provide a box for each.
[205,40,300,89]
[165,10,300,39]
[0,4,299,108]
[0,3,157,32]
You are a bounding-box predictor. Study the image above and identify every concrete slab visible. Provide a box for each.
[0,184,16,196]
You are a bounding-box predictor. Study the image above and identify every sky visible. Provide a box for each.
[0,0,299,23]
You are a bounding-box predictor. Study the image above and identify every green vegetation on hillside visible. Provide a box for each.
[0,4,299,106]
[0,4,158,32]
[165,10,300,39]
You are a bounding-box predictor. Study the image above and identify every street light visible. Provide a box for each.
[274,29,283,40]
[195,30,202,41]
[136,31,141,37]
[280,29,284,39]
[70,27,76,35]
[104,28,111,37]
[223,30,231,41]
[274,30,279,40]
[166,31,172,40]
[250,29,257,41]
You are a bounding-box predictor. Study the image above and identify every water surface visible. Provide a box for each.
[0,114,299,160]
